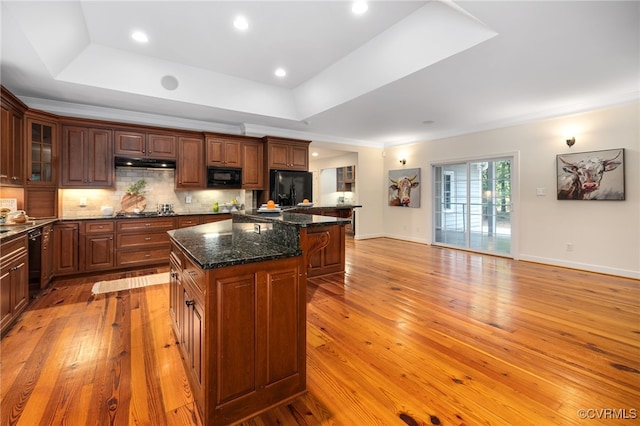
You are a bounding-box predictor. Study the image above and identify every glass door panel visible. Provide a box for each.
[433,158,512,256]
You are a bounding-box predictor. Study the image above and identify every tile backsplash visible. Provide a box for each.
[60,169,249,218]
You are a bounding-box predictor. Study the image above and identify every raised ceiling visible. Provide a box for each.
[1,1,638,149]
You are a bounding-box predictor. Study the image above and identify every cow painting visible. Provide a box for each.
[389,169,421,207]
[557,149,624,200]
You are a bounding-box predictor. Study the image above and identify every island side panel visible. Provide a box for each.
[204,255,307,425]
[302,224,346,277]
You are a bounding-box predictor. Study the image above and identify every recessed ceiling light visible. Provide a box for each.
[131,31,149,43]
[352,1,368,15]
[274,68,287,77]
[233,16,249,30]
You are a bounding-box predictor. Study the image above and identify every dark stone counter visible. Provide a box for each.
[167,219,301,270]
[0,218,58,241]
[168,211,351,270]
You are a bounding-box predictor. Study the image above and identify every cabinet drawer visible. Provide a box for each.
[1,235,28,264]
[116,217,176,232]
[85,220,115,234]
[116,247,170,267]
[183,254,204,294]
[116,232,169,249]
[177,216,202,228]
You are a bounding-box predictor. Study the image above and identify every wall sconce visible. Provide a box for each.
[566,137,576,147]
[399,159,406,165]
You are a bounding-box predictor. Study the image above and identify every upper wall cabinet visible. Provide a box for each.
[26,111,58,187]
[1,86,27,187]
[60,125,114,188]
[206,133,242,167]
[263,136,310,171]
[115,129,177,159]
[241,139,264,190]
[176,135,205,189]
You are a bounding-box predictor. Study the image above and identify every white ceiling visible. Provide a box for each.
[1,1,639,154]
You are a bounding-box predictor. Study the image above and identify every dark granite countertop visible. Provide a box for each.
[0,218,58,241]
[239,210,352,227]
[58,211,232,221]
[168,219,301,270]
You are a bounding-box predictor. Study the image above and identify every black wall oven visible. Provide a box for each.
[207,167,242,189]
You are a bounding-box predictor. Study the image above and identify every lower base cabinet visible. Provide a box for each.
[169,242,307,425]
[1,235,29,336]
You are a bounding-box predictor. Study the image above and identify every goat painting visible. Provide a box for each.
[556,149,625,200]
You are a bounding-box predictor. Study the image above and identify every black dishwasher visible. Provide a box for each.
[28,228,42,299]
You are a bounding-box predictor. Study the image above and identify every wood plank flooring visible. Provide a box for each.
[1,237,638,425]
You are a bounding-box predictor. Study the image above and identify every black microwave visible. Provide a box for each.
[207,167,242,188]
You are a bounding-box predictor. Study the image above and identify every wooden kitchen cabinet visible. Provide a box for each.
[54,222,80,275]
[115,217,175,267]
[114,129,177,159]
[264,136,310,171]
[84,220,115,271]
[176,135,205,189]
[60,125,114,188]
[304,224,346,277]
[26,112,58,186]
[202,214,232,224]
[41,224,54,288]
[25,187,58,219]
[1,86,27,187]
[169,241,306,425]
[336,165,355,192]
[0,235,29,336]
[206,134,241,167]
[242,138,264,189]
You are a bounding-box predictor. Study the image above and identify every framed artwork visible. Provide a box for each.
[556,148,625,200]
[389,168,421,207]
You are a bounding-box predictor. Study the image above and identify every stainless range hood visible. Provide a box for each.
[115,156,176,169]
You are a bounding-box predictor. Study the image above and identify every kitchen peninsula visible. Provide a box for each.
[167,211,350,425]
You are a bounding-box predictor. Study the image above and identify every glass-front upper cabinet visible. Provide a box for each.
[27,115,57,186]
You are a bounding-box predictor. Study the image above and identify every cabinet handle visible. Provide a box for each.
[145,237,151,241]
[144,254,151,257]
[145,223,151,227]
[170,271,177,278]
[185,300,195,307]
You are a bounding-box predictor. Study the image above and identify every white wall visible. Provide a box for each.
[380,102,640,278]
[309,144,385,238]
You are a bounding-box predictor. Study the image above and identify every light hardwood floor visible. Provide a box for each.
[1,237,638,425]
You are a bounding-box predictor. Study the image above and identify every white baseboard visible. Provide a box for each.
[518,254,639,280]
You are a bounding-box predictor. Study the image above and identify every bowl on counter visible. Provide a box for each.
[101,206,115,216]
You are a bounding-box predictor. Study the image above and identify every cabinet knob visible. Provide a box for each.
[185,300,195,307]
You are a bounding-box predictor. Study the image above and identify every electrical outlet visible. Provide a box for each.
[566,243,573,252]
[536,187,546,196]
[185,195,192,204]
[254,224,261,234]
[79,197,87,207]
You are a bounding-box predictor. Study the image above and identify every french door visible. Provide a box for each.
[433,157,513,256]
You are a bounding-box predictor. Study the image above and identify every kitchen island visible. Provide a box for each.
[167,211,349,425]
